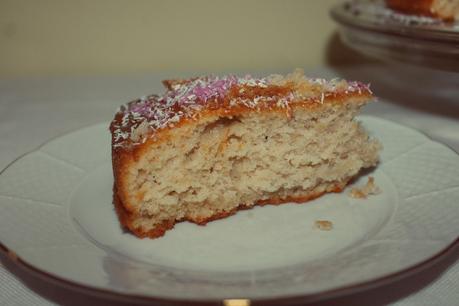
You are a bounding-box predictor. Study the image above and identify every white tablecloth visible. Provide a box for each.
[0,66,458,305]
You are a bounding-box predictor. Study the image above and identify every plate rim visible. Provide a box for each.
[1,237,458,305]
[0,116,458,305]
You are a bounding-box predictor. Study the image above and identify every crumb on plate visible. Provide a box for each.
[349,176,381,199]
[315,220,333,231]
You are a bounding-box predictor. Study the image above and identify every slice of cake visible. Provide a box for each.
[386,0,459,20]
[110,69,381,238]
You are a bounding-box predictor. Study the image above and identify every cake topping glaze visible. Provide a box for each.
[110,70,371,149]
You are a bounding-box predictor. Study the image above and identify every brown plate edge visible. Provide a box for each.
[1,235,458,306]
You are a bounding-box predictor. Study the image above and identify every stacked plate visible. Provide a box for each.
[331,0,459,71]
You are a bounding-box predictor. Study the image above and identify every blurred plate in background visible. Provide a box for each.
[331,0,459,71]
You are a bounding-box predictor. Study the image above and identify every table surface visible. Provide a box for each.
[0,66,458,306]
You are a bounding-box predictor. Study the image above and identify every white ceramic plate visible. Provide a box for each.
[1,116,458,304]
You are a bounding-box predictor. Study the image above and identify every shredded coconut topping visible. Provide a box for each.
[110,70,371,149]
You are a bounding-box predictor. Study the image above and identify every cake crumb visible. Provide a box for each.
[315,220,333,231]
[349,176,381,199]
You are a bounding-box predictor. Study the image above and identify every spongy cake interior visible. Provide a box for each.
[123,100,380,232]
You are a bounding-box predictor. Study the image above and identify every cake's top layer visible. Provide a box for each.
[110,69,372,150]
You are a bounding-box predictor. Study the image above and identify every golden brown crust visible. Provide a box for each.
[111,146,136,214]
[111,93,370,154]
[386,0,456,20]
[113,181,348,239]
[387,0,434,16]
